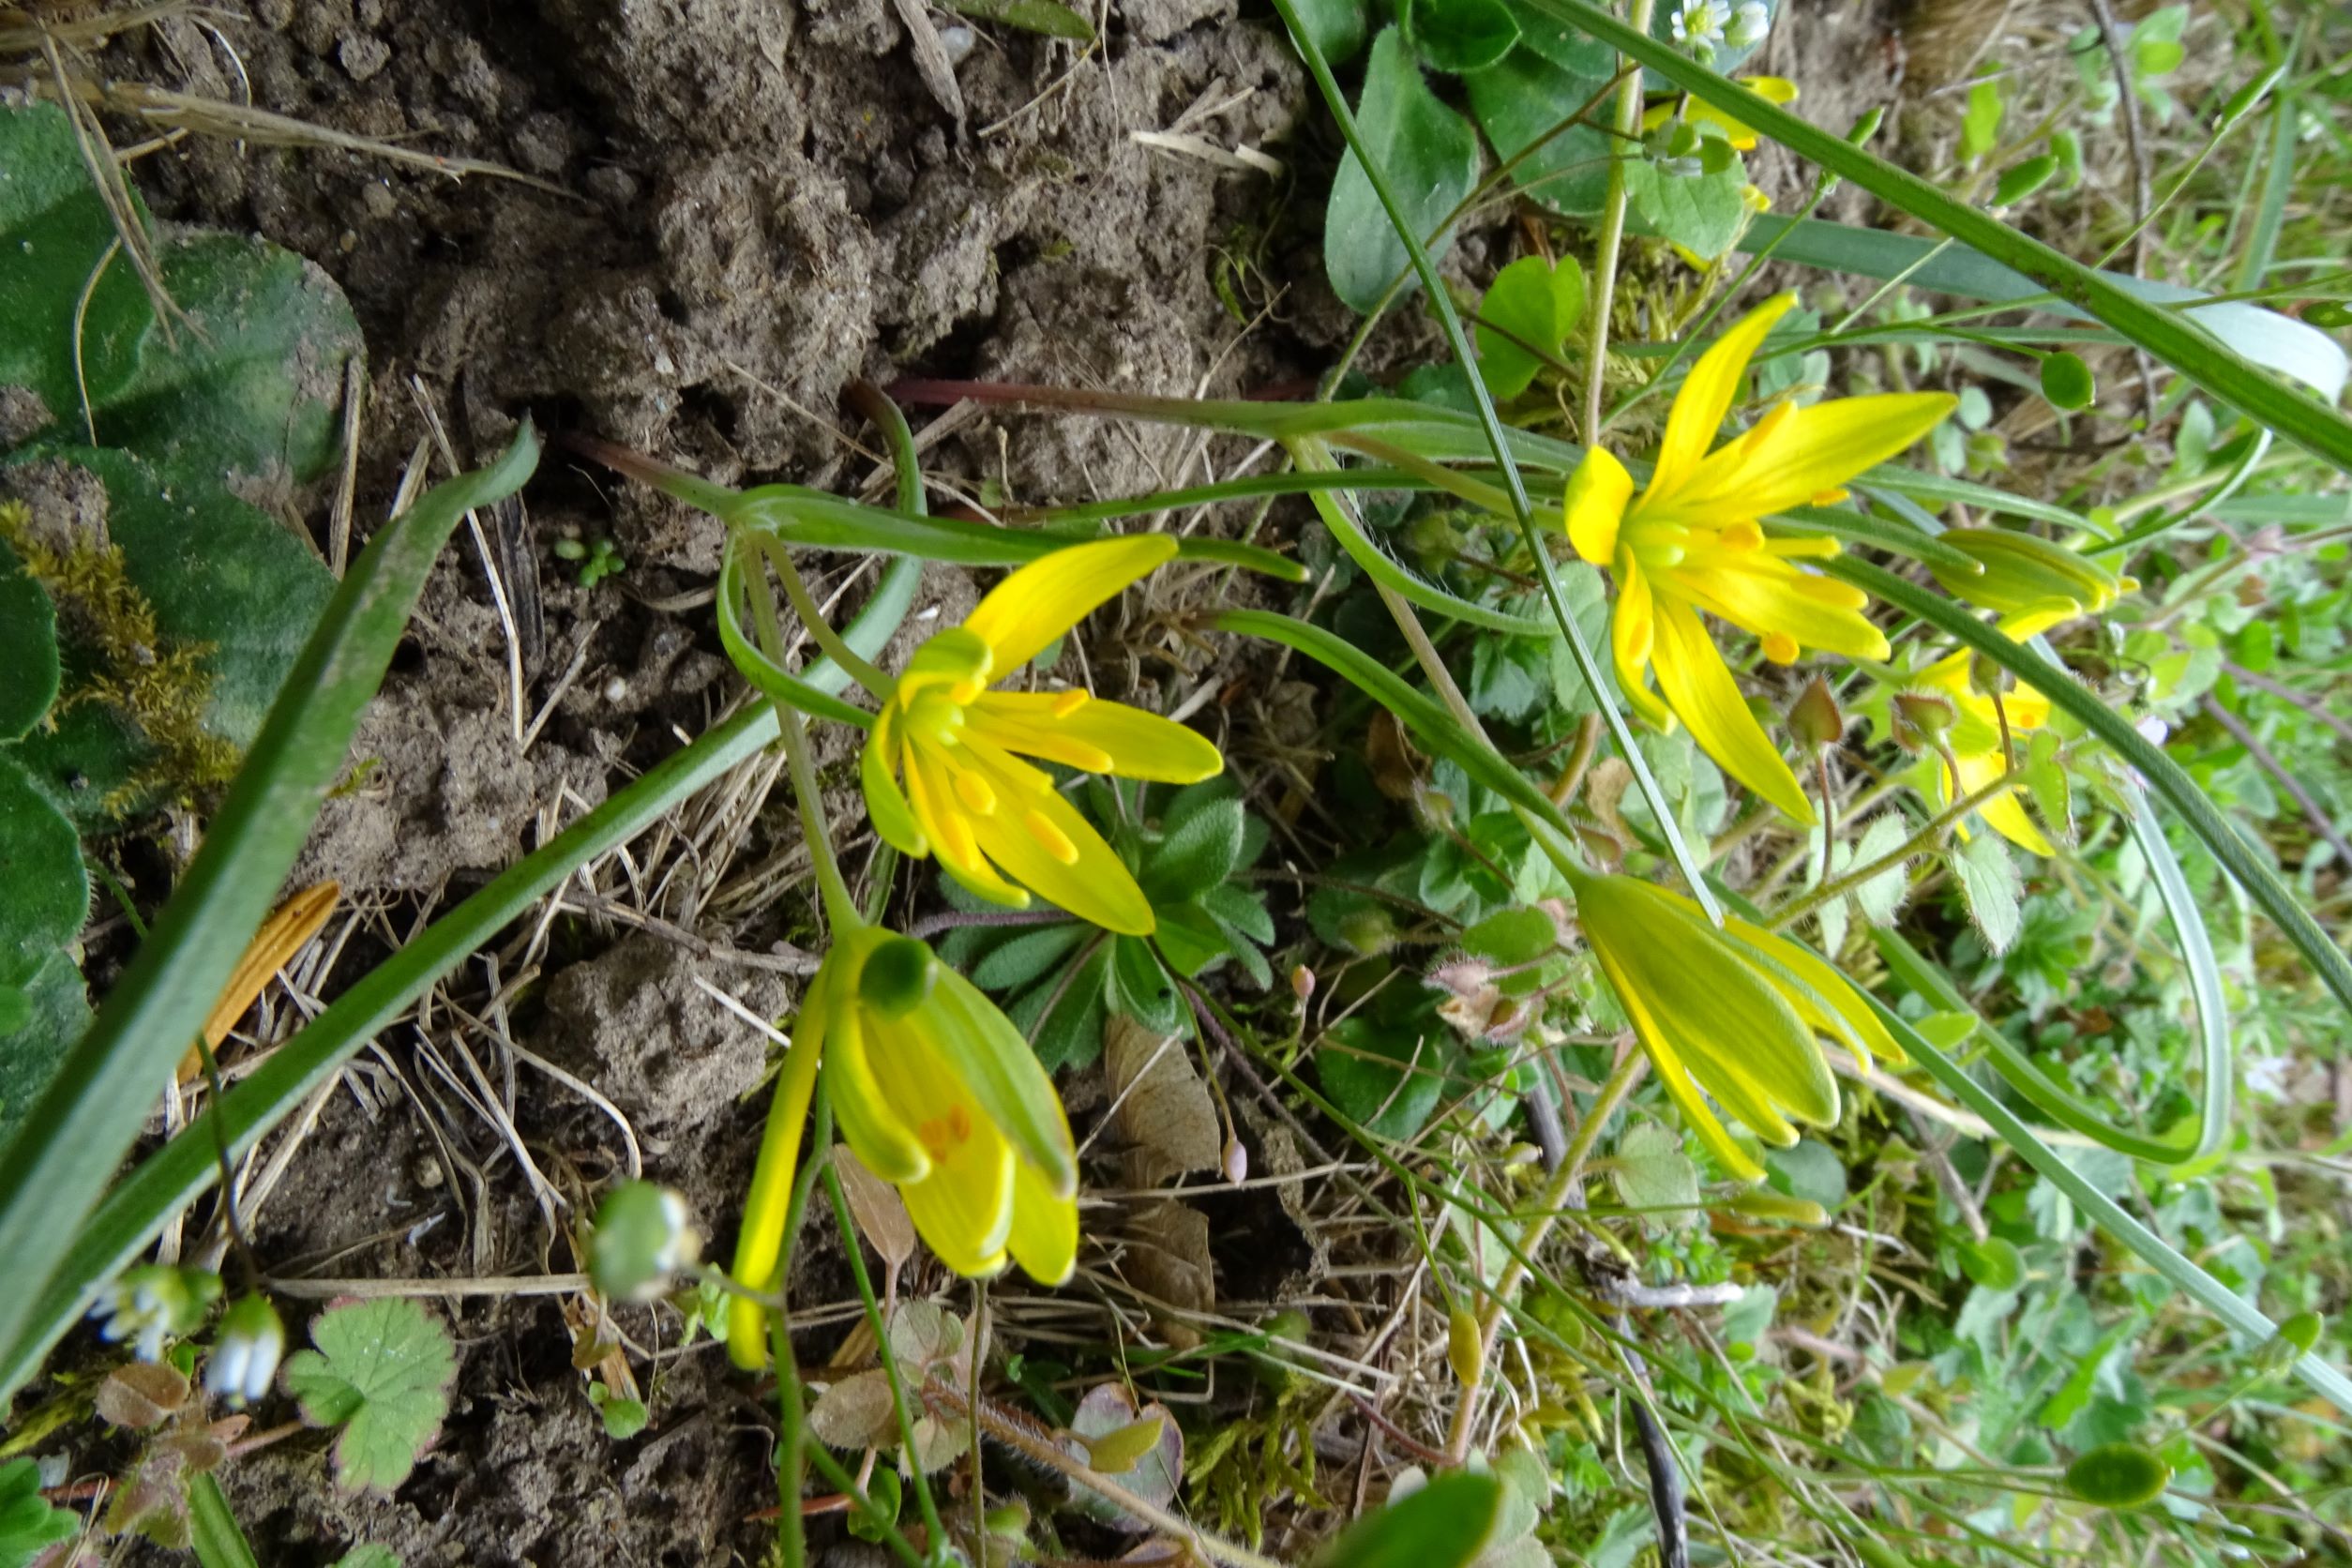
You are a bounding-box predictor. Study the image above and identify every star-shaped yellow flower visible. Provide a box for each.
[1563,293,1956,823]
[862,536,1223,935]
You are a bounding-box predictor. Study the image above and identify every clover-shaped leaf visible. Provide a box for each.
[282,1299,457,1495]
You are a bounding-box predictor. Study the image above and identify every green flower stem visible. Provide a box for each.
[1445,1042,1647,1464]
[765,1088,839,1568]
[1579,0,1654,451]
[757,534,894,701]
[1265,0,1723,921]
[822,1164,950,1564]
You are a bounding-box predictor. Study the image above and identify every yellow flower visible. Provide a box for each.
[1641,76,1800,152]
[729,925,1078,1367]
[1907,610,2065,857]
[1576,872,1901,1180]
[1562,293,1956,823]
[863,536,1223,935]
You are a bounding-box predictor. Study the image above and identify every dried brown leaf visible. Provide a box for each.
[1105,1017,1220,1189]
[835,1145,915,1274]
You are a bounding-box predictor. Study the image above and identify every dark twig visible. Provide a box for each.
[2199,696,2352,871]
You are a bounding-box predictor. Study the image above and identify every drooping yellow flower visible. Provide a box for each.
[863,536,1223,935]
[729,924,1078,1367]
[1641,76,1800,152]
[1563,293,1956,823]
[1575,872,1901,1180]
[1907,609,2067,857]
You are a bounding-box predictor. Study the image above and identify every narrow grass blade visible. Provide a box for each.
[1519,0,2352,469]
[0,428,540,1368]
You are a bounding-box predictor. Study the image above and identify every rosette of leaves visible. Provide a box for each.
[0,101,363,1134]
[939,779,1274,1070]
[1304,0,1779,311]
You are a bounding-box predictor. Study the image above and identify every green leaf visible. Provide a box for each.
[2064,1442,2172,1508]
[1950,831,2021,956]
[969,923,1087,992]
[0,755,86,1138]
[282,1299,458,1494]
[940,0,1094,39]
[1012,943,1111,1072]
[1319,1010,1451,1140]
[4,448,337,822]
[1325,27,1482,313]
[1146,794,1246,902]
[2040,350,2095,411]
[1316,1470,1503,1568]
[1611,1123,1697,1223]
[1959,1235,2026,1289]
[1961,75,2003,161]
[0,538,57,742]
[1407,0,1519,73]
[1288,0,1369,65]
[1474,253,1586,400]
[1464,48,1613,217]
[0,105,361,488]
[1621,157,1749,263]
[0,1456,78,1562]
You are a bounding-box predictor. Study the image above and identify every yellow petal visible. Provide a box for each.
[907,742,1031,909]
[1675,391,1956,520]
[1674,560,1891,660]
[825,944,933,1186]
[1581,877,1832,1141]
[1651,293,1796,502]
[1611,564,1676,731]
[969,692,1224,783]
[726,980,826,1369]
[1563,446,1634,565]
[1724,917,1904,1075]
[861,703,929,859]
[963,535,1179,674]
[926,963,1078,1197]
[1650,596,1816,824]
[1006,1158,1078,1286]
[957,737,1156,935]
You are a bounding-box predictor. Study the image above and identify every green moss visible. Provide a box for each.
[0,501,239,810]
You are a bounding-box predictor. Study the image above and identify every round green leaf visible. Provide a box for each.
[1407,0,1520,73]
[1959,1236,2026,1290]
[2040,350,2097,411]
[1474,253,1587,400]
[2064,1441,2172,1508]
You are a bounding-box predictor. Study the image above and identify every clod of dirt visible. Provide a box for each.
[536,934,790,1145]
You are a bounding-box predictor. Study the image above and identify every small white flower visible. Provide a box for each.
[1671,0,1729,58]
[92,1265,220,1363]
[204,1296,286,1407]
[1726,1,1771,50]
